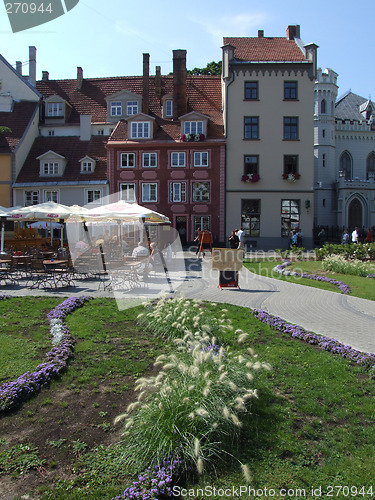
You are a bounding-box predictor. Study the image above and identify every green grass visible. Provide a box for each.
[244,259,375,301]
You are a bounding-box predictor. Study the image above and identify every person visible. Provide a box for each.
[236,227,245,249]
[318,227,326,246]
[149,242,163,268]
[228,230,239,249]
[342,229,350,245]
[365,228,373,243]
[132,241,150,258]
[351,226,359,244]
[121,235,130,255]
[290,230,298,248]
[296,228,303,247]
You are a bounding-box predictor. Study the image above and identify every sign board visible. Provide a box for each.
[211,248,243,271]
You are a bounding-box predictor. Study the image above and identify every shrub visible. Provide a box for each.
[322,255,375,277]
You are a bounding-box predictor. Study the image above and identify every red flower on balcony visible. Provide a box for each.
[241,173,260,184]
[282,173,301,182]
[181,133,205,142]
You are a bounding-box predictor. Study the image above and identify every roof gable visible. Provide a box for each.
[223,36,306,62]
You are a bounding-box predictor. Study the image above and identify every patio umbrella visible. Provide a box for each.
[83,200,169,223]
[0,205,21,254]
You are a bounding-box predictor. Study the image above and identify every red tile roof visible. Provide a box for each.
[0,102,38,152]
[223,37,306,62]
[36,75,224,140]
[15,136,108,184]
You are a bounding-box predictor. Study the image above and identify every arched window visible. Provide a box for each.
[340,151,352,180]
[366,152,375,179]
[321,99,326,114]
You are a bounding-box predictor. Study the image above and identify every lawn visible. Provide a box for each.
[244,258,375,301]
[0,295,374,499]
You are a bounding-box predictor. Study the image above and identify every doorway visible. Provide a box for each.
[348,198,363,229]
[175,216,187,246]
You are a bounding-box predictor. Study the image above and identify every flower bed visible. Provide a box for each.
[252,309,375,380]
[0,296,92,414]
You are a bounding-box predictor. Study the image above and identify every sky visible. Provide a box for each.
[1,0,374,100]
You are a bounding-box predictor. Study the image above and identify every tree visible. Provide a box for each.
[187,61,222,76]
[0,126,12,134]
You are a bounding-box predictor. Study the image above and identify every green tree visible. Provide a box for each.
[0,126,12,134]
[187,61,222,76]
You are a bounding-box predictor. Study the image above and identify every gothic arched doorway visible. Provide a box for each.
[348,198,362,229]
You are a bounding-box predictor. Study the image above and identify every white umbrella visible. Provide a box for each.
[7,201,74,221]
[83,200,169,223]
[0,205,21,254]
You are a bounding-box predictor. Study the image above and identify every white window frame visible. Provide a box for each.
[110,101,122,116]
[184,121,203,135]
[80,161,94,173]
[86,189,102,204]
[193,151,209,167]
[120,183,136,202]
[194,216,211,233]
[165,100,173,117]
[25,190,39,206]
[47,102,63,117]
[171,152,186,167]
[142,152,157,168]
[142,183,157,203]
[43,162,59,176]
[127,101,138,115]
[130,121,151,139]
[170,182,187,203]
[121,153,136,168]
[44,190,59,203]
[192,181,210,202]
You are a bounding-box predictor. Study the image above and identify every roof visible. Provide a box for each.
[335,92,375,122]
[0,101,39,153]
[223,36,306,62]
[36,74,224,140]
[15,135,108,184]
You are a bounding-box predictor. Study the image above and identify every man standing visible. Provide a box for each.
[351,226,359,244]
[236,227,245,249]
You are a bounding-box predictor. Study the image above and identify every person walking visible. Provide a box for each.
[236,227,245,249]
[342,229,350,245]
[351,226,359,244]
[228,230,239,249]
[365,228,373,243]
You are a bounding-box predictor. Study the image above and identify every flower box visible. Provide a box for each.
[241,173,260,184]
[181,133,205,142]
[282,173,301,182]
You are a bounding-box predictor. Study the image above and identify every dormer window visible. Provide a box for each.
[44,162,59,175]
[127,101,138,115]
[131,121,150,139]
[47,102,63,117]
[111,101,122,116]
[180,112,208,141]
[79,156,96,173]
[37,150,66,177]
[165,100,173,117]
[184,121,203,135]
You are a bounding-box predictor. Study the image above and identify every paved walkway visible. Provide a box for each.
[2,251,375,354]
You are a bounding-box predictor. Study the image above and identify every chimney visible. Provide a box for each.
[16,61,22,75]
[142,53,150,114]
[28,46,36,86]
[286,25,300,40]
[155,66,161,99]
[42,71,49,81]
[76,67,83,90]
[80,114,91,141]
[258,30,264,38]
[221,44,235,80]
[305,43,319,80]
[173,49,187,119]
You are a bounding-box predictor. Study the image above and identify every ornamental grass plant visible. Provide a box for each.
[322,254,375,277]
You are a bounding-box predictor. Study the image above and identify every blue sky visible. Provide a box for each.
[1,0,374,100]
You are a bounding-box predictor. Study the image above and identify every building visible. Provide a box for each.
[314,69,375,234]
[0,47,41,207]
[222,26,317,249]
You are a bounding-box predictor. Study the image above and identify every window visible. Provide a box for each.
[283,117,298,140]
[241,199,260,237]
[192,182,210,202]
[130,121,150,139]
[244,117,259,139]
[194,216,210,234]
[284,81,297,100]
[321,99,327,114]
[171,152,186,167]
[44,190,59,203]
[81,161,94,173]
[322,129,326,138]
[366,152,375,179]
[127,101,138,115]
[322,154,326,168]
[170,182,187,202]
[245,81,258,100]
[244,155,259,176]
[97,129,104,135]
[47,102,63,117]
[340,151,352,180]
[281,199,300,237]
[194,152,208,167]
[86,189,102,204]
[142,183,157,202]
[184,121,203,134]
[165,100,173,117]
[120,183,136,202]
[284,155,298,175]
[121,153,135,168]
[43,162,59,175]
[142,153,157,168]
[25,190,39,206]
[48,130,55,136]
[111,101,122,116]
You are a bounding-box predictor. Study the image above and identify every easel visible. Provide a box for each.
[197,230,213,258]
[211,248,243,290]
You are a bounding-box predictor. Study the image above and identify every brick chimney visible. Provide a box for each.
[155,66,161,99]
[16,61,22,75]
[28,46,36,86]
[286,25,300,40]
[142,53,150,114]
[173,49,187,119]
[42,71,49,81]
[76,67,83,90]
